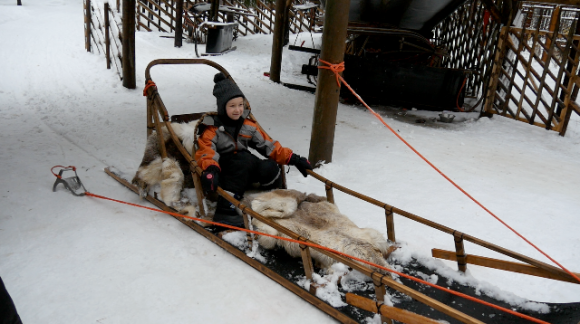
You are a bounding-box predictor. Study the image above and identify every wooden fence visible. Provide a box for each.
[136,0,321,43]
[84,0,124,80]
[484,11,580,136]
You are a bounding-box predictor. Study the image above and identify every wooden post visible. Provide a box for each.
[372,273,393,324]
[117,0,120,12]
[483,26,509,115]
[17,0,22,5]
[105,2,111,69]
[454,231,467,272]
[269,0,287,83]
[85,0,91,52]
[308,0,350,166]
[175,0,183,47]
[325,182,334,204]
[385,207,395,243]
[299,238,315,281]
[122,0,136,89]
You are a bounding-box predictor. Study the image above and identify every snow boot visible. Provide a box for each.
[213,195,245,229]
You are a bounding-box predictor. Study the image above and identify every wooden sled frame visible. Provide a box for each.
[141,59,578,324]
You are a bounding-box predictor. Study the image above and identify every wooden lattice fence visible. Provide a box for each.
[432,0,502,107]
[484,13,580,136]
[84,0,124,80]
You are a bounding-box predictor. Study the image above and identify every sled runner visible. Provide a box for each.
[107,59,579,324]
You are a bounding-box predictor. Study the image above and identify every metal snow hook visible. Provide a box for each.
[51,165,87,197]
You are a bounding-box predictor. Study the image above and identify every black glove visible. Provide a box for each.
[201,165,220,192]
[288,153,312,177]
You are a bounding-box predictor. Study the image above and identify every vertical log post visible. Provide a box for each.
[372,273,394,324]
[85,0,92,52]
[385,207,395,243]
[105,2,111,69]
[325,181,335,204]
[175,0,184,47]
[122,0,136,89]
[453,231,467,272]
[308,0,350,166]
[269,0,288,83]
[117,0,120,13]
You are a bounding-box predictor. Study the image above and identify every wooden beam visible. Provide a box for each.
[122,0,136,89]
[174,0,183,47]
[308,0,350,166]
[269,0,287,82]
[346,293,444,324]
[432,249,580,284]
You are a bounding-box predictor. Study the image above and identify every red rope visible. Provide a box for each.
[317,59,580,286]
[84,191,549,324]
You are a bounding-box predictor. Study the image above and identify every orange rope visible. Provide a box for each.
[51,165,76,179]
[143,80,157,96]
[317,59,580,285]
[84,191,549,324]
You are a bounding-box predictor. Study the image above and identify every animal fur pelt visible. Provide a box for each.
[244,189,392,273]
[132,122,212,223]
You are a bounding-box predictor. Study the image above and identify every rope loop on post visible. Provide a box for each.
[318,59,345,87]
[143,80,157,96]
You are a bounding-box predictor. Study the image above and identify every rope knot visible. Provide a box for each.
[143,80,157,96]
[318,59,345,87]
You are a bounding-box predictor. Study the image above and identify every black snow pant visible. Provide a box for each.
[0,277,22,324]
[213,150,280,227]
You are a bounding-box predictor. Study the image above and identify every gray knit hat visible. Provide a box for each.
[213,72,245,116]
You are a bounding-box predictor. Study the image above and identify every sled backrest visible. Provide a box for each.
[144,59,286,219]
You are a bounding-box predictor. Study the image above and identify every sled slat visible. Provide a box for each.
[346,293,448,324]
[432,249,580,284]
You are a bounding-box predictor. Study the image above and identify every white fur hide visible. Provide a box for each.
[246,189,392,273]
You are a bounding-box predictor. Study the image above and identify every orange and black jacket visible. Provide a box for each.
[195,113,293,171]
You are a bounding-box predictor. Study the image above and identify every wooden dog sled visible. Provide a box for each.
[106,59,580,324]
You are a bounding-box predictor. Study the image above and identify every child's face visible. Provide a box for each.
[225,97,244,120]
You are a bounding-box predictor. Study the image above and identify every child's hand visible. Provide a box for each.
[288,154,313,177]
[201,166,220,192]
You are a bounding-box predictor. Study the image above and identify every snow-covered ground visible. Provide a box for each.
[1,1,579,323]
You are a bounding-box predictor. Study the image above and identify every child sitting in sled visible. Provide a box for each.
[195,72,312,228]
